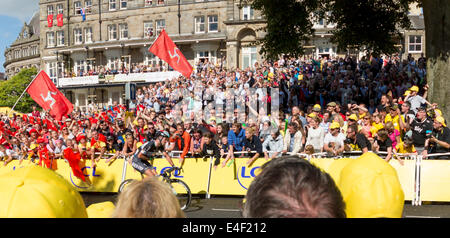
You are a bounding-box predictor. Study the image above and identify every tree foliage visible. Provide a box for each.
[0,67,38,113]
[250,0,320,60]
[251,0,416,58]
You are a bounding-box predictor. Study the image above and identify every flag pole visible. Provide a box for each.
[9,71,42,116]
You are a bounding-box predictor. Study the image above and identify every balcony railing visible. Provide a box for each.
[57,71,182,87]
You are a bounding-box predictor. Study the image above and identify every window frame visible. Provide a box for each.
[208,15,218,32]
[194,16,206,34]
[408,35,422,53]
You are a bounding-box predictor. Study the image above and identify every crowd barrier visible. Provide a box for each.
[0,151,449,205]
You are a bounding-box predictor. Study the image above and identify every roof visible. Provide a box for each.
[408,15,425,30]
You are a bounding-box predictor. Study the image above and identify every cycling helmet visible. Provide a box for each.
[155,131,170,139]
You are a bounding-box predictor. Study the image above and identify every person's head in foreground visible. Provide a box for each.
[243,155,346,218]
[338,152,404,218]
[0,166,88,218]
[112,177,185,218]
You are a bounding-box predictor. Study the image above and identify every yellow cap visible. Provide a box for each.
[410,86,419,92]
[30,143,38,150]
[0,166,88,218]
[338,152,404,218]
[435,116,446,127]
[330,122,340,129]
[348,114,358,121]
[268,72,274,78]
[307,113,317,118]
[403,90,411,96]
[87,201,115,218]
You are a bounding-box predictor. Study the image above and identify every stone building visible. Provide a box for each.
[3,12,41,80]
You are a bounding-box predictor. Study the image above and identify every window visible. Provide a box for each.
[85,0,92,13]
[47,5,54,16]
[208,15,218,32]
[242,46,257,69]
[120,0,127,9]
[409,35,422,52]
[195,16,205,33]
[145,0,153,7]
[47,62,58,84]
[119,23,128,39]
[242,6,254,20]
[56,4,64,14]
[109,0,117,11]
[157,0,165,6]
[156,19,165,35]
[74,1,82,15]
[85,27,93,43]
[57,31,65,46]
[75,60,86,75]
[144,21,154,38]
[108,24,117,40]
[108,57,120,70]
[144,52,160,68]
[74,28,83,44]
[196,51,216,64]
[47,32,55,47]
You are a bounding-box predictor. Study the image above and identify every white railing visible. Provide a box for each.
[57,71,182,87]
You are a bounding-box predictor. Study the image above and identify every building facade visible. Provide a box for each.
[3,12,41,80]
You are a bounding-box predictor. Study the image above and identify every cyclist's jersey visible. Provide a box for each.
[134,140,164,160]
[131,140,163,174]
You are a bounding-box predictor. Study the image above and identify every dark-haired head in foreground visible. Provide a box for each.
[243,156,346,218]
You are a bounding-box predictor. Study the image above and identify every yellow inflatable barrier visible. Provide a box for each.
[1,156,449,203]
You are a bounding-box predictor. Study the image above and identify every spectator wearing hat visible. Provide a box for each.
[425,116,450,158]
[404,85,432,114]
[405,106,433,155]
[323,122,346,156]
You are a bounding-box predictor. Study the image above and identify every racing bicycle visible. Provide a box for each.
[118,164,192,211]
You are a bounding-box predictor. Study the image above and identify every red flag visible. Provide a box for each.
[63,147,86,182]
[149,29,193,78]
[47,15,53,27]
[26,71,73,121]
[57,14,64,27]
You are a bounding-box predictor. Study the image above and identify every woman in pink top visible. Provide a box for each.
[385,122,401,148]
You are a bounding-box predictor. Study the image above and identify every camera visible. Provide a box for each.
[344,138,353,145]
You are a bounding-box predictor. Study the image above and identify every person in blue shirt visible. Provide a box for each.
[227,122,245,154]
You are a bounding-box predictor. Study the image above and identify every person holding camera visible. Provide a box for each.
[405,106,433,155]
[425,116,450,158]
[372,128,393,162]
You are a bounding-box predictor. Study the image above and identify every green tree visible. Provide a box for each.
[0,67,38,113]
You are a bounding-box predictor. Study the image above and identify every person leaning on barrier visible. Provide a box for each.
[262,127,283,160]
[199,131,221,169]
[344,124,371,153]
[372,128,393,163]
[323,122,346,157]
[425,116,450,158]
[243,127,263,166]
[243,155,346,218]
[112,177,185,218]
[405,106,433,156]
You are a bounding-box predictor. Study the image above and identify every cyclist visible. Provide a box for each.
[130,131,176,177]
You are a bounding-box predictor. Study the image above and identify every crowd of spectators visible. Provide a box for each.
[0,53,449,170]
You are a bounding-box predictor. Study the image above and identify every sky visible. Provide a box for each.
[0,0,40,72]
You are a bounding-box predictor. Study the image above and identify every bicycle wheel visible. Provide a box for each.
[118,179,136,193]
[168,179,192,211]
